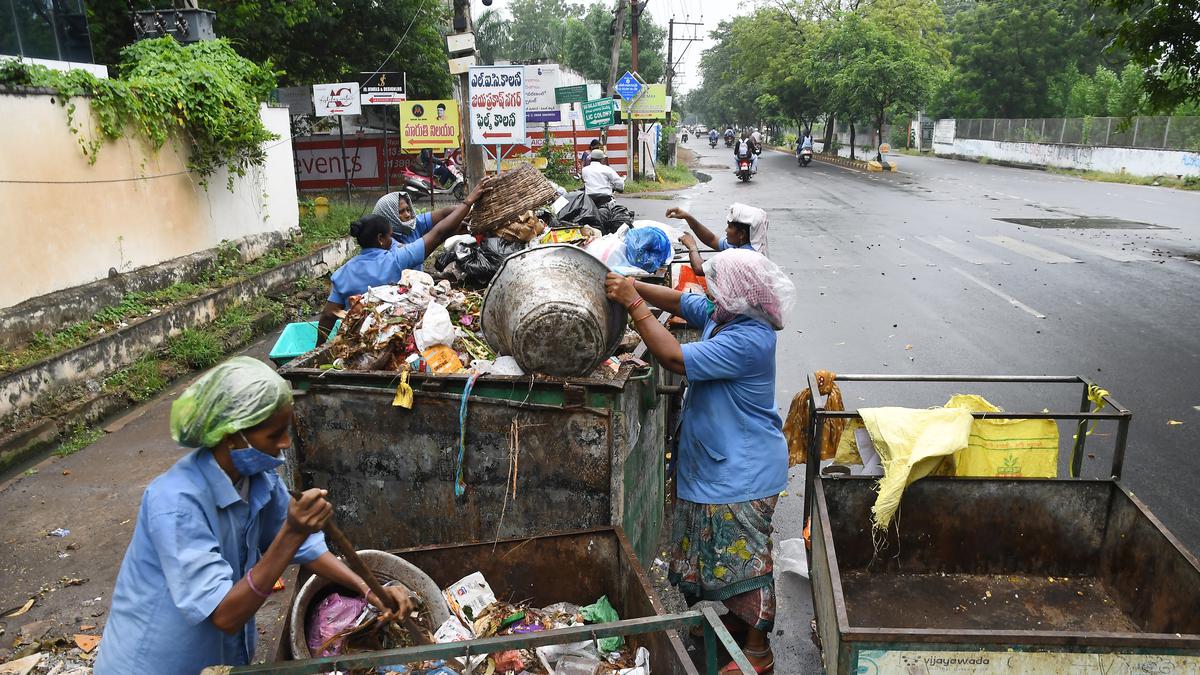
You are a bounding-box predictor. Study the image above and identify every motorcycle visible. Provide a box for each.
[798,147,813,167]
[682,132,689,143]
[709,136,718,148]
[724,136,734,148]
[736,154,753,182]
[403,153,466,201]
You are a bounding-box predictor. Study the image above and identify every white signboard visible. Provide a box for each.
[448,55,475,75]
[360,89,405,105]
[468,65,526,145]
[446,32,476,54]
[312,82,362,116]
[523,64,561,123]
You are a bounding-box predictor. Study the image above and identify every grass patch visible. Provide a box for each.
[0,205,358,375]
[167,329,225,370]
[624,163,699,193]
[103,355,169,403]
[1047,168,1200,190]
[54,425,104,457]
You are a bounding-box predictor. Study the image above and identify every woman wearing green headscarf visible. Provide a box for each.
[96,357,410,674]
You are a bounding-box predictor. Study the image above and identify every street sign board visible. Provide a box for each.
[400,99,460,150]
[524,64,561,123]
[554,84,588,105]
[582,98,615,129]
[446,32,476,54]
[273,86,314,115]
[623,83,669,119]
[360,88,405,105]
[615,71,643,102]
[312,82,361,116]
[468,65,526,144]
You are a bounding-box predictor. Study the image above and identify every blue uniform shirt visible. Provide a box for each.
[328,239,427,307]
[718,237,754,251]
[95,449,327,674]
[676,293,788,504]
[393,212,433,246]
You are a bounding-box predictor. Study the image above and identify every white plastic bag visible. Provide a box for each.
[489,355,525,376]
[414,302,455,352]
[585,232,643,276]
[633,219,685,243]
[776,537,809,579]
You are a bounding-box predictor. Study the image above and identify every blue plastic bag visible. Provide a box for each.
[623,227,672,273]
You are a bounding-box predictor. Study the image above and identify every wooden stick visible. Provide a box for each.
[290,490,431,645]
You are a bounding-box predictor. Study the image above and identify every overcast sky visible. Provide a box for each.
[469,0,755,93]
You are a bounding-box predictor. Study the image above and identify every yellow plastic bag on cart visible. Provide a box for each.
[861,406,973,531]
[945,394,1060,478]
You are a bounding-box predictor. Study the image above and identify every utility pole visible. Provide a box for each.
[452,0,485,189]
[630,0,642,179]
[606,1,625,97]
[664,20,701,101]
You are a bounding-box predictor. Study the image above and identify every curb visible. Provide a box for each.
[0,301,299,474]
[0,238,355,424]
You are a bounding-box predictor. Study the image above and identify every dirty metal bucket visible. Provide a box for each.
[288,549,452,660]
[481,244,626,377]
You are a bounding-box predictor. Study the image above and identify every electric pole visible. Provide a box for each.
[665,19,701,101]
[452,0,485,188]
[629,0,643,179]
[606,1,625,97]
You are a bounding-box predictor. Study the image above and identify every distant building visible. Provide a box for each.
[1,0,96,65]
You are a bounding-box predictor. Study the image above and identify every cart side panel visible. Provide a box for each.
[825,478,1110,575]
[1099,488,1200,635]
[613,368,667,565]
[293,388,613,550]
[810,493,844,675]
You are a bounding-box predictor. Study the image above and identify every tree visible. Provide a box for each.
[475,9,511,66]
[834,13,936,160]
[84,0,453,97]
[1093,0,1200,111]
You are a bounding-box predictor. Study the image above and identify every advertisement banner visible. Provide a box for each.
[623,83,668,120]
[312,82,362,117]
[468,65,526,144]
[400,99,461,150]
[523,64,561,123]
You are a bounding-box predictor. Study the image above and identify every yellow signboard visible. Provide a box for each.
[400,99,461,150]
[622,84,669,119]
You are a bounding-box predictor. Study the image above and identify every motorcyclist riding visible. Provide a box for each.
[735,131,760,174]
[708,129,719,146]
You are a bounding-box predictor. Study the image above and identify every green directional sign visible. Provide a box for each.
[554,84,588,105]
[582,98,615,129]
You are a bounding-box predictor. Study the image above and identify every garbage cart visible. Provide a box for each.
[244,527,757,675]
[278,346,675,566]
[803,375,1200,674]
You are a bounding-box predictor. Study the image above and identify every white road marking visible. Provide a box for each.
[1035,234,1158,262]
[953,267,1047,319]
[979,235,1082,263]
[918,235,1008,265]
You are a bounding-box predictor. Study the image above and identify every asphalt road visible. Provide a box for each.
[628,140,1200,672]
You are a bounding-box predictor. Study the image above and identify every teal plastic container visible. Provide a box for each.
[269,320,339,366]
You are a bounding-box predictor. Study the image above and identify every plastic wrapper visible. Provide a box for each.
[598,201,636,234]
[305,592,367,657]
[585,234,641,276]
[414,303,455,352]
[702,249,796,330]
[623,227,672,273]
[632,218,685,242]
[580,595,622,653]
[443,572,496,626]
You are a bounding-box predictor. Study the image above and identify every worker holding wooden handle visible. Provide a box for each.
[95,357,412,675]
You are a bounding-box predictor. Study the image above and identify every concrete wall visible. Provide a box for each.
[0,93,299,310]
[931,119,1200,177]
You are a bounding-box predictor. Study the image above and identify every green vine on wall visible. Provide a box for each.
[0,38,278,188]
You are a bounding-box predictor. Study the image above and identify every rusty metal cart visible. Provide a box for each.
[803,374,1200,674]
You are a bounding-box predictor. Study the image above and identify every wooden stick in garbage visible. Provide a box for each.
[289,490,431,645]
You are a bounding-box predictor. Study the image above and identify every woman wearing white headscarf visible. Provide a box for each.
[605,249,794,673]
[96,357,410,674]
[665,203,769,275]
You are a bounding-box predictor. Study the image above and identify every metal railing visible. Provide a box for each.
[955,116,1200,151]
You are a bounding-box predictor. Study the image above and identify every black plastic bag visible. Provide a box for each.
[556,191,602,227]
[457,238,526,288]
[597,201,635,234]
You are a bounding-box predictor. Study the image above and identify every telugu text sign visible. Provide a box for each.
[400,100,461,150]
[554,84,588,105]
[312,82,361,117]
[582,98,615,129]
[523,64,561,123]
[468,66,526,145]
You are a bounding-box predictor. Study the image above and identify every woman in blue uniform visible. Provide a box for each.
[605,249,794,674]
[95,357,411,674]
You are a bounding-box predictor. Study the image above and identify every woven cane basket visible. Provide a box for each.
[469,163,560,233]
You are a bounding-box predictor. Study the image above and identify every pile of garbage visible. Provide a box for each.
[420,572,650,675]
[327,269,494,374]
[305,581,437,659]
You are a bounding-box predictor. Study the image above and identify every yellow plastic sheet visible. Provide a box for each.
[946,394,1059,478]
[860,406,973,531]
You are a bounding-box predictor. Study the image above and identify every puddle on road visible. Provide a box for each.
[996,216,1173,230]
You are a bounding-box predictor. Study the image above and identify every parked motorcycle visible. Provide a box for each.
[798,147,813,166]
[736,155,753,182]
[404,153,466,201]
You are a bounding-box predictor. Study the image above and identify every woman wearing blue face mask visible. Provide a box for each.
[95,357,411,674]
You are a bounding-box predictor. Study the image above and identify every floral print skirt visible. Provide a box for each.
[667,496,778,631]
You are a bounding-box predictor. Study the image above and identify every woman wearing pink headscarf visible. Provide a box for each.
[605,249,795,673]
